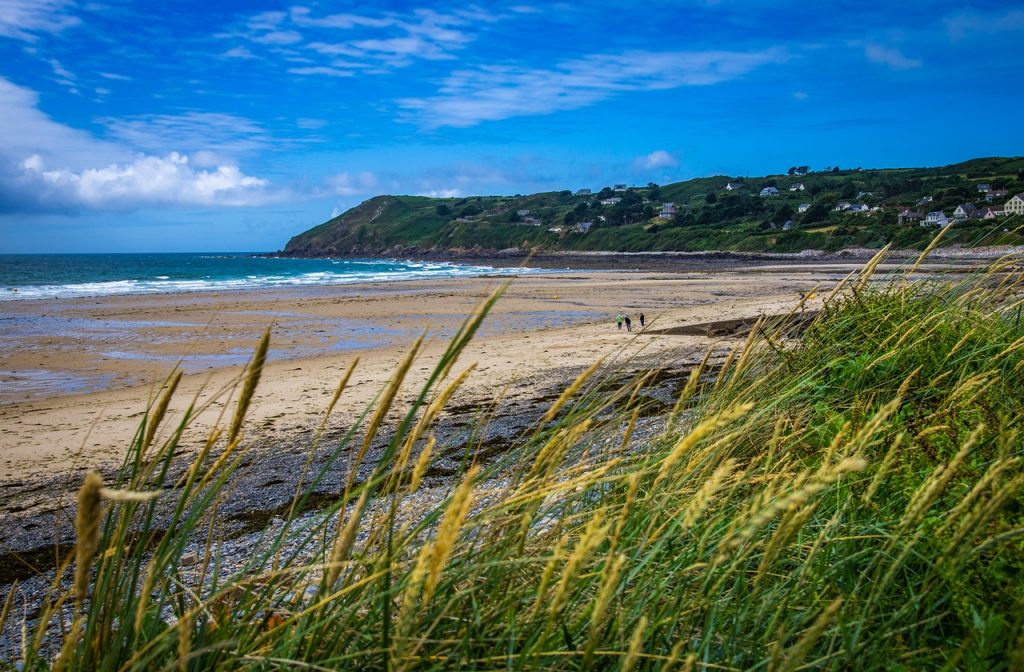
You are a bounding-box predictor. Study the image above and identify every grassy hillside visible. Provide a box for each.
[283,157,1024,256]
[10,250,1024,669]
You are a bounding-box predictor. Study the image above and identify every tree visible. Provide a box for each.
[705,191,718,204]
[841,182,856,199]
[788,167,797,176]
[832,166,841,174]
[800,203,828,224]
[436,204,451,217]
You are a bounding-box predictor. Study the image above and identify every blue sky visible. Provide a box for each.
[1,0,1022,252]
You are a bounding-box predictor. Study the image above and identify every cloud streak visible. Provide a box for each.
[864,43,921,70]
[0,0,79,41]
[400,48,787,127]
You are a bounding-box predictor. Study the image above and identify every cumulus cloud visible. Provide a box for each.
[13,153,277,211]
[634,150,678,170]
[864,43,921,70]
[0,0,79,41]
[400,48,787,127]
[0,77,286,214]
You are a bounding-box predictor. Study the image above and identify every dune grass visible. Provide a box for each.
[3,248,1024,670]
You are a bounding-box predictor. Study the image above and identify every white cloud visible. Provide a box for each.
[864,43,921,70]
[0,77,285,214]
[401,48,786,127]
[793,90,809,101]
[418,188,462,198]
[290,7,394,30]
[288,65,354,77]
[634,150,678,170]
[0,0,79,41]
[98,71,132,81]
[48,57,79,93]
[17,152,278,209]
[222,46,257,59]
[253,29,303,45]
[945,8,1024,41]
[324,171,378,196]
[101,112,273,157]
[296,117,328,129]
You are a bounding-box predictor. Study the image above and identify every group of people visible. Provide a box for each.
[615,312,644,332]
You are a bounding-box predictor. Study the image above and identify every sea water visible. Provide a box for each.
[0,253,535,301]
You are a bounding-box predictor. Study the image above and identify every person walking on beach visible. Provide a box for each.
[624,315,632,332]
[639,313,645,329]
[616,313,624,330]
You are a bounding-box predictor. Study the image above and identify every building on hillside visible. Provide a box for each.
[575,188,592,196]
[600,197,622,206]
[953,204,980,221]
[760,186,780,197]
[924,211,950,227]
[725,182,742,191]
[548,226,564,233]
[1005,193,1024,215]
[781,220,794,231]
[798,203,811,213]
[659,203,677,219]
[918,195,934,206]
[977,183,991,193]
[987,189,1008,203]
[789,183,805,192]
[834,201,852,212]
[613,184,627,192]
[982,207,1005,219]
[898,209,924,225]
[575,221,593,233]
[848,203,870,213]
[516,209,531,217]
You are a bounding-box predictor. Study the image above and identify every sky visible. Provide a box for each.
[1,0,1022,253]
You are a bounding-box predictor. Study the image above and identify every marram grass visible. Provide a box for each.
[3,256,1024,671]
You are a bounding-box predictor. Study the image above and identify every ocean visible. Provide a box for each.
[0,253,537,301]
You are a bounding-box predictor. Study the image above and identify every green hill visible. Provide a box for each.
[282,157,1024,256]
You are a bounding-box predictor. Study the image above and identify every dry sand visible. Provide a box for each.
[0,263,862,487]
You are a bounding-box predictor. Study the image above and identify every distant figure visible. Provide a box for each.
[639,313,645,328]
[616,313,624,330]
[625,316,632,332]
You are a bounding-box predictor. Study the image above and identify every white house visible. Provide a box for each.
[725,182,741,191]
[789,183,805,192]
[834,201,852,212]
[613,184,627,192]
[953,204,980,221]
[924,211,950,227]
[798,203,811,213]
[918,196,934,206]
[659,202,677,219]
[1004,193,1024,215]
[977,183,991,193]
[760,186,780,197]
[982,207,1005,219]
[600,197,622,206]
[848,203,870,213]
[516,209,531,217]
[575,221,594,233]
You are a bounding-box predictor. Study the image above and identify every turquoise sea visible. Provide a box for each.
[0,253,538,301]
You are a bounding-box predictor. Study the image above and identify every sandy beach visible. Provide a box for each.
[0,262,868,486]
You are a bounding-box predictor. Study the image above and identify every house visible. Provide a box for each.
[898,209,924,225]
[781,220,794,231]
[600,197,622,206]
[516,209,531,217]
[834,201,852,212]
[917,196,934,206]
[1005,193,1024,215]
[724,182,742,191]
[977,183,991,193]
[548,226,564,233]
[982,207,1005,219]
[760,186,780,197]
[848,203,871,213]
[575,188,592,196]
[789,183,805,192]
[798,203,811,213]
[953,204,980,221]
[658,202,677,219]
[575,221,594,233]
[924,211,950,227]
[987,189,1008,203]
[613,184,627,192]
